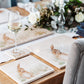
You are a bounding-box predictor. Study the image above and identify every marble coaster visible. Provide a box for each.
[6,45,30,59]
[0,51,14,64]
[0,44,30,64]
[0,55,54,84]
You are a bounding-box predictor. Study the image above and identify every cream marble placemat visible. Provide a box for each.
[0,28,53,50]
[0,55,54,84]
[28,35,75,69]
[6,45,30,59]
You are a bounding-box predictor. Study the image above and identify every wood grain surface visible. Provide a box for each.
[0,52,65,84]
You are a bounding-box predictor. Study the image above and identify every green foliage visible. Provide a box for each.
[64,0,84,28]
[36,3,59,30]
[36,9,52,30]
[36,0,84,29]
[24,25,29,31]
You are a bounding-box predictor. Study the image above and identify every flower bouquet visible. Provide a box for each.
[37,0,84,30]
[27,0,84,31]
[64,0,84,28]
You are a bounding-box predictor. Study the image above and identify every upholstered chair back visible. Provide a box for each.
[63,39,84,84]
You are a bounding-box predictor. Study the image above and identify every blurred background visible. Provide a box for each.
[0,0,41,8]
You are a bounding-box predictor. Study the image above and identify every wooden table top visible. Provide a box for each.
[0,1,65,84]
[0,53,65,84]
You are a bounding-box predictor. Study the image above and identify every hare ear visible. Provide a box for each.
[17,64,20,68]
[50,44,54,50]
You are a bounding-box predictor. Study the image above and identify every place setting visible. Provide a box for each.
[0,9,53,50]
[27,35,75,69]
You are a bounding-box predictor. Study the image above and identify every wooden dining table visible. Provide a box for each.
[0,52,65,84]
[0,1,65,84]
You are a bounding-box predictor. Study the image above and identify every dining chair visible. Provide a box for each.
[63,39,84,84]
[0,0,11,8]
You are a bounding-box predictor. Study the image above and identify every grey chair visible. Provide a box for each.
[63,39,84,84]
[0,0,11,8]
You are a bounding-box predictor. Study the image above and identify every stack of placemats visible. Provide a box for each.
[0,55,54,84]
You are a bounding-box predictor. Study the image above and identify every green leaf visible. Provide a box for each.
[25,25,29,28]
[24,28,28,31]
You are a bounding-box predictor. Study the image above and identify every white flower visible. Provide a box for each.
[55,0,59,7]
[67,9,71,13]
[75,12,84,23]
[28,13,37,24]
[51,21,57,29]
[52,0,56,3]
[79,0,84,3]
[51,16,58,22]
[28,11,40,25]
[35,11,40,22]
